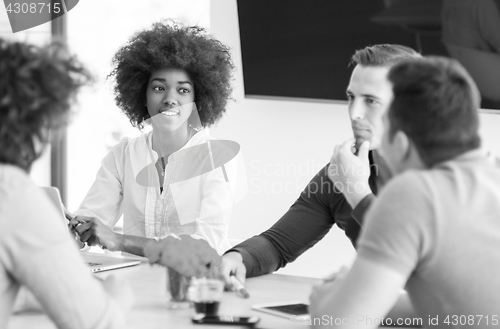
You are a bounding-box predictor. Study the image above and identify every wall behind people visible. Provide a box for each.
[209,0,500,278]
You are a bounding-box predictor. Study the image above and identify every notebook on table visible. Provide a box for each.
[41,187,141,273]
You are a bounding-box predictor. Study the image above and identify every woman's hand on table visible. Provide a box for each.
[143,235,222,278]
[70,216,122,251]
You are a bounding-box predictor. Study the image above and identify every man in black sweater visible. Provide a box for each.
[220,44,421,284]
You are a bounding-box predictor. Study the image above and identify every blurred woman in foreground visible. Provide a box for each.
[0,38,133,328]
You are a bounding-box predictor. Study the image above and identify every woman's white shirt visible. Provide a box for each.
[75,129,238,254]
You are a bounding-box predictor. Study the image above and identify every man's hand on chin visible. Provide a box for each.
[328,138,372,208]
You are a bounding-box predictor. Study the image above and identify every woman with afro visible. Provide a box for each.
[70,21,238,257]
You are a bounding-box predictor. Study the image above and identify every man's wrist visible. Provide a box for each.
[343,184,372,208]
[225,250,243,263]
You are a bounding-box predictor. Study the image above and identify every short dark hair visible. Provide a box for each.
[387,56,481,167]
[109,21,235,129]
[0,39,91,172]
[350,44,421,67]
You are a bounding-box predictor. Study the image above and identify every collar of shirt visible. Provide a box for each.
[146,128,210,164]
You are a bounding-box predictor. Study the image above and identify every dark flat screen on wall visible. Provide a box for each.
[237,0,500,110]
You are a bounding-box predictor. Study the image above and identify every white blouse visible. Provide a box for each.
[75,129,239,254]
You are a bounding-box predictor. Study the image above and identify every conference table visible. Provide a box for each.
[8,259,421,329]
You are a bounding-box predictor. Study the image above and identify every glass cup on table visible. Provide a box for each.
[166,267,192,309]
[189,278,224,316]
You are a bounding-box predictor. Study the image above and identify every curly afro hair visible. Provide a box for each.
[109,21,235,129]
[0,39,91,172]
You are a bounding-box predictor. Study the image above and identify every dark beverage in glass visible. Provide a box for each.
[194,301,220,315]
[190,279,224,315]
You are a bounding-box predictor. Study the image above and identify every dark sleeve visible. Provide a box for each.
[351,193,376,225]
[227,164,359,277]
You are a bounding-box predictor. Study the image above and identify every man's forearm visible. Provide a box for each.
[229,235,282,277]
